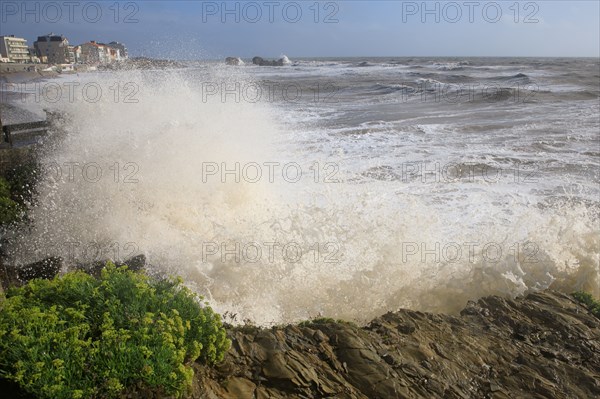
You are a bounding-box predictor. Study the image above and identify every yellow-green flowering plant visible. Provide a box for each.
[0,263,230,399]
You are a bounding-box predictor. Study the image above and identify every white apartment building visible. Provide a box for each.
[0,35,30,63]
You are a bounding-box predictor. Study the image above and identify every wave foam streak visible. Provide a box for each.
[8,68,599,325]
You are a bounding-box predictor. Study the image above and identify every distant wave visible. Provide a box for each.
[432,62,466,71]
[369,83,417,95]
[496,73,532,84]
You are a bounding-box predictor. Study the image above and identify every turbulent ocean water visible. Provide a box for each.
[4,57,600,324]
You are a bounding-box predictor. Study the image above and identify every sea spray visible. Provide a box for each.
[6,66,599,325]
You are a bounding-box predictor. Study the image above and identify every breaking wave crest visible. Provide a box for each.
[7,68,599,325]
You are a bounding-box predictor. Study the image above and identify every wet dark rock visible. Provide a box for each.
[74,260,106,278]
[225,57,244,66]
[0,253,147,290]
[191,291,600,398]
[121,254,146,272]
[0,257,62,288]
[16,257,62,282]
[252,56,288,67]
[75,254,147,277]
[0,257,62,291]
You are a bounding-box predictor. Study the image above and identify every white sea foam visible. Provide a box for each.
[8,66,599,325]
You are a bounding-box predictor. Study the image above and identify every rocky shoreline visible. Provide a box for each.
[1,255,599,398]
[0,70,60,84]
[1,254,599,397]
[188,290,599,399]
[1,165,598,398]
[1,172,600,398]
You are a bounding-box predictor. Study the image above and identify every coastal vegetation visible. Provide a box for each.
[0,263,230,399]
[0,176,23,226]
[573,290,600,318]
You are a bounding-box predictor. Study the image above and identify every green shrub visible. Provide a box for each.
[298,317,358,328]
[0,177,22,225]
[572,291,600,318]
[299,317,337,327]
[0,196,21,225]
[0,263,230,399]
[4,163,39,205]
[0,177,11,198]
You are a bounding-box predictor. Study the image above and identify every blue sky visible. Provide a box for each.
[1,1,599,58]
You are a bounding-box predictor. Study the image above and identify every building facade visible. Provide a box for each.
[67,45,81,64]
[79,41,108,65]
[0,35,30,63]
[107,42,128,60]
[34,33,70,64]
[77,41,127,65]
[27,47,40,63]
[103,45,121,63]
